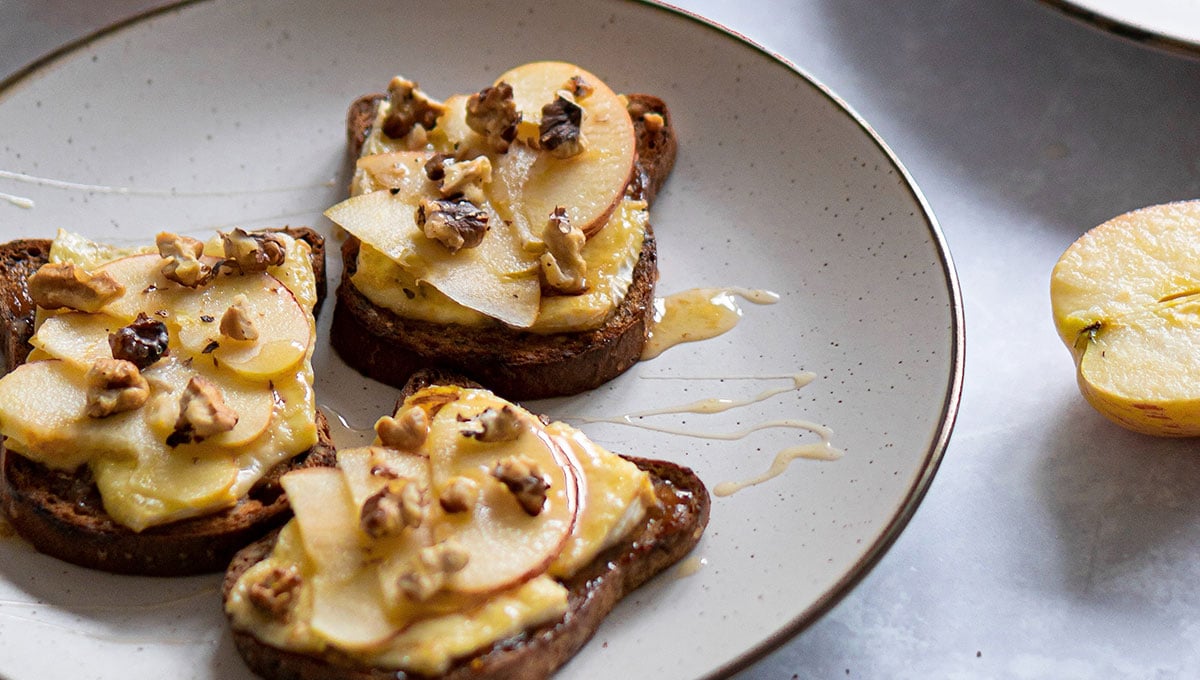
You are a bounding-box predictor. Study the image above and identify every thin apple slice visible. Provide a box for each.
[93,451,239,532]
[29,312,120,368]
[422,389,579,595]
[174,272,311,379]
[338,446,429,509]
[326,190,541,328]
[0,360,149,470]
[354,151,438,197]
[491,61,635,239]
[281,467,397,649]
[94,253,216,323]
[142,357,274,448]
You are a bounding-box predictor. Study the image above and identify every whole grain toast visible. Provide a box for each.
[223,368,710,680]
[0,227,334,576]
[332,91,677,400]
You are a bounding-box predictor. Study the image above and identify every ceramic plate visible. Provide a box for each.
[1040,0,1200,57]
[0,1,962,678]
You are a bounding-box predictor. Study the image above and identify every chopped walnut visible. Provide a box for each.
[360,479,428,539]
[466,82,521,152]
[397,541,470,602]
[375,406,429,451]
[539,207,587,293]
[539,94,587,159]
[439,476,479,514]
[109,312,169,369]
[167,376,238,446]
[565,75,593,99]
[221,228,286,273]
[459,405,523,442]
[439,156,493,205]
[382,77,446,139]
[219,294,259,342]
[247,565,303,620]
[85,358,150,418]
[423,152,453,182]
[491,454,550,516]
[157,232,215,288]
[27,263,124,312]
[415,197,489,253]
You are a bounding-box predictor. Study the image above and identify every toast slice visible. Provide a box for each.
[223,368,709,680]
[331,86,677,400]
[0,227,335,576]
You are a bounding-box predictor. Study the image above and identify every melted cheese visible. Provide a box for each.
[351,198,647,333]
[0,231,318,531]
[226,384,653,674]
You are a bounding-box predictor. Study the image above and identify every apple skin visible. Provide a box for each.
[1051,200,1200,437]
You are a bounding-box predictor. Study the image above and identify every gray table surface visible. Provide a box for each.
[5,1,1200,678]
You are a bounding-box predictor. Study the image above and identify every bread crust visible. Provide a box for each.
[0,227,333,576]
[223,370,710,680]
[332,89,677,400]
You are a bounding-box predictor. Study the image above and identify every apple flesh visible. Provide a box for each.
[423,390,580,595]
[491,61,636,239]
[1051,201,1200,436]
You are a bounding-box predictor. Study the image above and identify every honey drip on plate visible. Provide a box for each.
[319,404,377,448]
[568,373,842,496]
[641,287,780,359]
[674,555,707,579]
[0,169,334,198]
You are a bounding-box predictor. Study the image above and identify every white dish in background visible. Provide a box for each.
[1040,0,1200,57]
[0,1,962,678]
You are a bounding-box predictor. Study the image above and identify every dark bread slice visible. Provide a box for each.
[0,227,334,576]
[223,369,710,680]
[332,89,677,400]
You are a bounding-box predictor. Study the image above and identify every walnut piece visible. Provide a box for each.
[375,406,429,451]
[27,263,124,312]
[221,228,286,273]
[491,454,550,516]
[397,541,470,602]
[109,312,169,369]
[85,358,150,418]
[382,77,446,139]
[565,75,593,100]
[439,156,493,205]
[157,232,215,288]
[415,197,489,253]
[247,565,302,620]
[466,82,521,152]
[439,476,479,514]
[219,294,259,342]
[360,479,428,539]
[459,405,523,442]
[539,207,587,293]
[539,94,588,159]
[167,376,238,446]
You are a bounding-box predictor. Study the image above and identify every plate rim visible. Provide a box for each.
[1036,0,1200,60]
[0,1,965,677]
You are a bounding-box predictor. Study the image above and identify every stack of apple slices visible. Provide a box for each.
[0,233,317,530]
[226,384,658,675]
[326,61,639,330]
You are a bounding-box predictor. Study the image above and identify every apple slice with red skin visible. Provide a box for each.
[422,388,581,595]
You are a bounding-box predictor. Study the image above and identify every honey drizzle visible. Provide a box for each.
[641,287,780,360]
[0,168,334,198]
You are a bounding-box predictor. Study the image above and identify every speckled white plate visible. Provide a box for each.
[0,1,962,678]
[1039,0,1200,57]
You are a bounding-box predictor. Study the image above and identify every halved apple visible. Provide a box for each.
[1051,201,1200,436]
[490,61,636,239]
[174,272,311,379]
[422,389,579,595]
